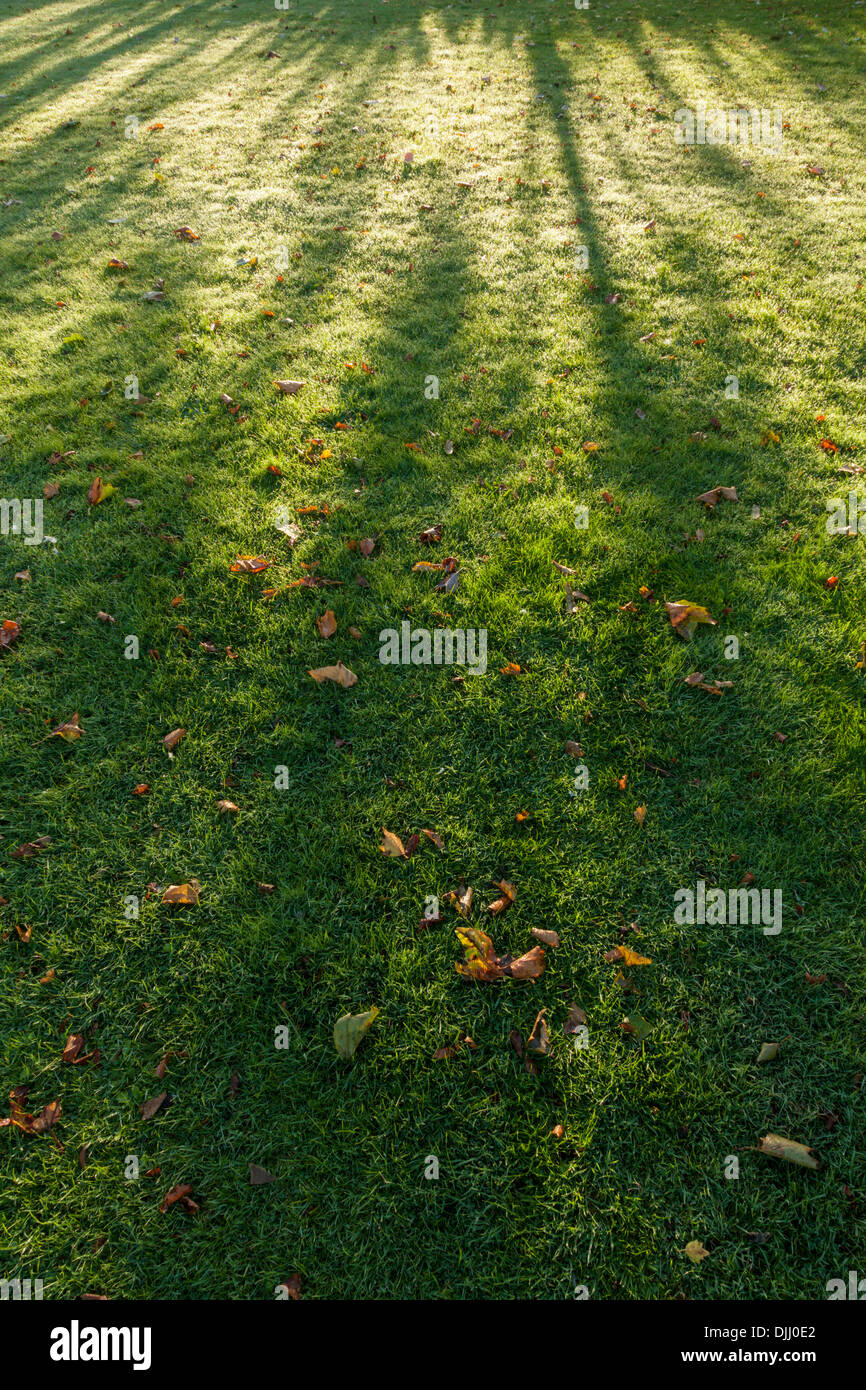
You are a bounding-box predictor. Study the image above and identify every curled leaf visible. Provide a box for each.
[757,1133,820,1170]
[334,1006,380,1059]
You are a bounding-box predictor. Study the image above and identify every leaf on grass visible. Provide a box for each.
[1,619,21,650]
[159,1183,198,1212]
[249,1163,276,1185]
[757,1133,820,1170]
[665,601,716,641]
[163,727,186,751]
[421,828,444,850]
[174,226,200,241]
[309,661,357,688]
[685,1240,710,1264]
[505,946,546,980]
[334,1006,380,1059]
[634,804,647,827]
[531,927,560,947]
[62,1034,85,1063]
[621,1013,653,1042]
[316,609,337,638]
[697,486,738,509]
[0,1087,61,1135]
[418,524,443,545]
[87,476,115,505]
[51,712,84,740]
[605,945,652,966]
[139,1092,167,1120]
[276,521,303,546]
[216,799,239,814]
[563,740,583,758]
[161,880,200,906]
[757,1041,781,1063]
[564,1003,587,1034]
[379,829,408,858]
[231,555,271,574]
[444,884,474,918]
[11,836,51,858]
[273,380,304,395]
[454,926,504,981]
[526,1009,551,1057]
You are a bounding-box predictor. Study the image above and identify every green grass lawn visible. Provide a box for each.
[1,0,864,1301]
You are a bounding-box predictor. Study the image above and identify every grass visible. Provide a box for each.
[0,0,864,1301]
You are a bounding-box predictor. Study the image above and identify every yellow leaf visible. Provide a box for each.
[334,1007,380,1059]
[685,1240,710,1264]
[51,713,84,740]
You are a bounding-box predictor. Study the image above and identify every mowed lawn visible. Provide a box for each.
[1,0,864,1301]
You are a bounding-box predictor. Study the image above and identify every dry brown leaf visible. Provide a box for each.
[231,555,271,574]
[526,1009,551,1056]
[163,727,186,751]
[139,1092,167,1120]
[316,609,337,638]
[309,661,357,688]
[506,946,546,980]
[530,928,560,948]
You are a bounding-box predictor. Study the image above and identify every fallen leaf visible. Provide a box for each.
[605,945,652,966]
[757,1134,820,1170]
[665,601,716,641]
[334,1007,380,1059]
[51,712,84,741]
[454,926,503,981]
[505,946,546,980]
[697,485,739,509]
[530,928,560,947]
[161,880,200,906]
[163,728,186,751]
[526,1009,551,1056]
[87,476,115,505]
[249,1163,276,1185]
[231,555,271,574]
[309,662,357,688]
[316,609,337,638]
[139,1092,167,1120]
[685,1240,710,1264]
[379,829,408,858]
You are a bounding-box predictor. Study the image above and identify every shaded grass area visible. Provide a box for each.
[0,0,864,1299]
